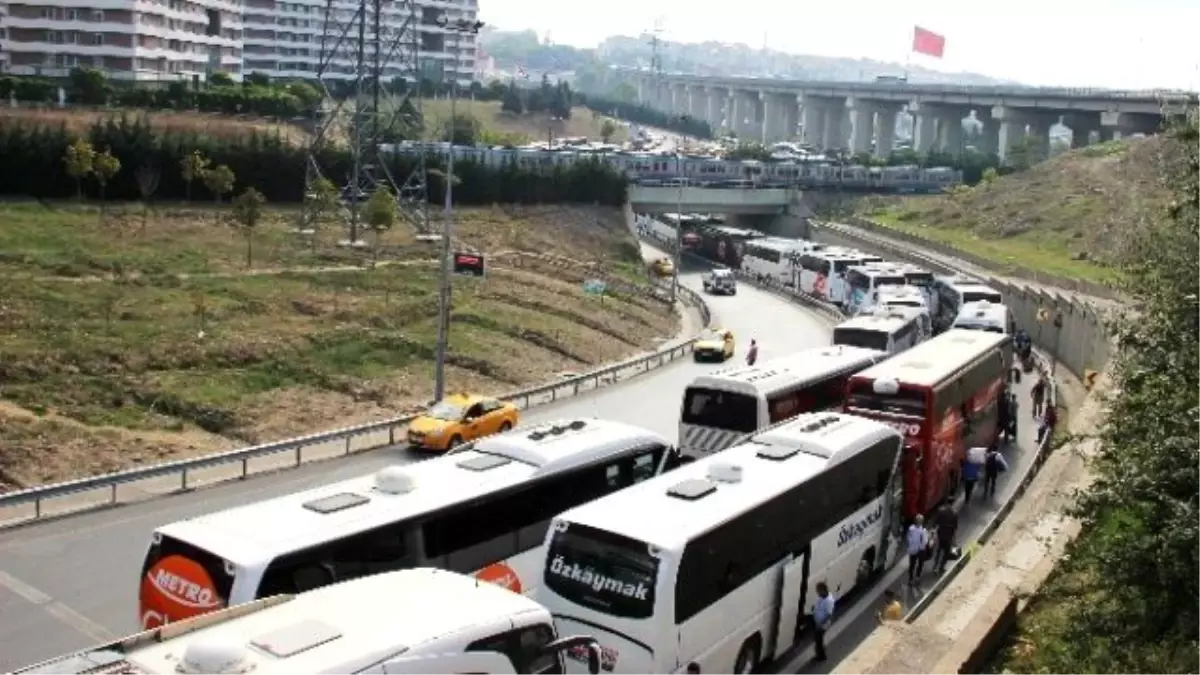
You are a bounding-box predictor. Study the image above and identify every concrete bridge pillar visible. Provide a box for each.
[1062,112,1101,147]
[684,86,703,121]
[824,100,849,151]
[759,91,774,144]
[992,105,1031,164]
[847,96,874,155]
[799,97,822,148]
[705,87,723,128]
[873,103,902,158]
[938,112,965,155]
[1026,114,1058,159]
[910,103,937,155]
[735,90,761,140]
[760,92,798,144]
[726,91,741,135]
[1101,111,1160,141]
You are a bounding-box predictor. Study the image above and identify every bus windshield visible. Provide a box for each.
[681,387,759,434]
[832,327,889,352]
[845,380,928,417]
[904,272,934,287]
[544,524,659,619]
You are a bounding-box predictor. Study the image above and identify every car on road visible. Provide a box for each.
[693,328,736,362]
[406,393,519,451]
[702,267,738,295]
[650,257,675,277]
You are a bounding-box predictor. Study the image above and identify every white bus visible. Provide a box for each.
[538,413,905,674]
[895,263,935,296]
[874,284,930,315]
[139,419,684,631]
[832,307,929,355]
[741,238,823,286]
[951,299,1015,335]
[930,277,1005,333]
[844,265,907,315]
[25,569,604,675]
[794,250,882,305]
[678,346,886,457]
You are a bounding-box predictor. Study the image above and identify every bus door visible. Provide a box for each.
[771,545,811,660]
[879,445,906,571]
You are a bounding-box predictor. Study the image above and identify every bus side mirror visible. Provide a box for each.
[541,636,602,675]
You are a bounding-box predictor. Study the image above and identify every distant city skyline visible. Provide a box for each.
[479,0,1199,91]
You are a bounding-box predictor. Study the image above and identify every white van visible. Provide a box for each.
[832,306,929,355]
[951,300,1015,335]
[15,568,603,675]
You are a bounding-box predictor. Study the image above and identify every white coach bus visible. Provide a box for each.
[22,569,604,675]
[832,307,930,355]
[538,413,905,674]
[139,419,684,631]
[678,346,886,457]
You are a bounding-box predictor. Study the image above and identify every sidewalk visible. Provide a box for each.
[833,370,1105,674]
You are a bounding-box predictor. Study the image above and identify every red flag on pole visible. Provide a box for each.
[912,26,945,58]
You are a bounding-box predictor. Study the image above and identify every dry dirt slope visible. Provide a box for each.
[0,203,676,490]
[854,136,1175,283]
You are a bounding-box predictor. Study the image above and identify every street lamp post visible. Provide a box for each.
[432,17,484,402]
[670,152,683,305]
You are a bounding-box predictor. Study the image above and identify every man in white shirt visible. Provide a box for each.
[907,514,928,585]
[812,581,836,662]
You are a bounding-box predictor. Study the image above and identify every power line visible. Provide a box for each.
[302,0,429,244]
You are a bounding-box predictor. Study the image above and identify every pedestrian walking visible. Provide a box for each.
[984,446,1010,499]
[878,589,903,622]
[997,394,1011,442]
[1031,378,1047,418]
[932,503,959,574]
[1006,393,1019,442]
[963,445,985,503]
[812,581,835,662]
[1037,405,1058,444]
[906,515,928,586]
[746,339,759,366]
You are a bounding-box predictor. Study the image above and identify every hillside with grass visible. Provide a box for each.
[421,99,627,145]
[0,202,675,489]
[851,137,1174,285]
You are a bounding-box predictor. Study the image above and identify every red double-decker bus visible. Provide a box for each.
[843,329,1012,520]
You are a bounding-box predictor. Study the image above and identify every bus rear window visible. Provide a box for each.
[545,524,659,620]
[845,380,928,416]
[962,290,1002,304]
[905,273,934,287]
[139,534,235,629]
[682,387,758,433]
[833,327,889,352]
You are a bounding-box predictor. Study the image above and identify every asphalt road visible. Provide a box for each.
[0,244,836,671]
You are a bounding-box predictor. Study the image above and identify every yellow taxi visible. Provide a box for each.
[693,328,736,362]
[406,393,519,452]
[650,257,675,277]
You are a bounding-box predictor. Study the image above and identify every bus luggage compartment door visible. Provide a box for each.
[771,551,810,660]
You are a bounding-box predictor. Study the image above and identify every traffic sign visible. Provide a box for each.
[582,279,607,295]
[453,252,485,277]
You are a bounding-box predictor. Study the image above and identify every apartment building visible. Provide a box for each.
[0,0,476,83]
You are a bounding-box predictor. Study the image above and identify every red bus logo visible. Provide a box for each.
[476,562,522,593]
[139,555,224,629]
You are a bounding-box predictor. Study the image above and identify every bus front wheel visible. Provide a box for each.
[733,635,761,674]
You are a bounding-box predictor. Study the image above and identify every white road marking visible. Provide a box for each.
[0,569,115,643]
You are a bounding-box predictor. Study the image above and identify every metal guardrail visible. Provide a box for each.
[0,264,713,527]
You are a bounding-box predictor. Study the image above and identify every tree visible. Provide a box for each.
[63,138,96,200]
[202,164,236,204]
[302,176,340,251]
[1004,135,1046,171]
[500,81,524,114]
[600,119,617,143]
[209,72,235,87]
[134,165,161,235]
[180,151,210,203]
[92,148,121,211]
[68,67,110,106]
[363,187,397,266]
[441,112,481,145]
[231,187,266,267]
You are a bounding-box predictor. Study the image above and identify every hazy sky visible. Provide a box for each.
[480,0,1200,91]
